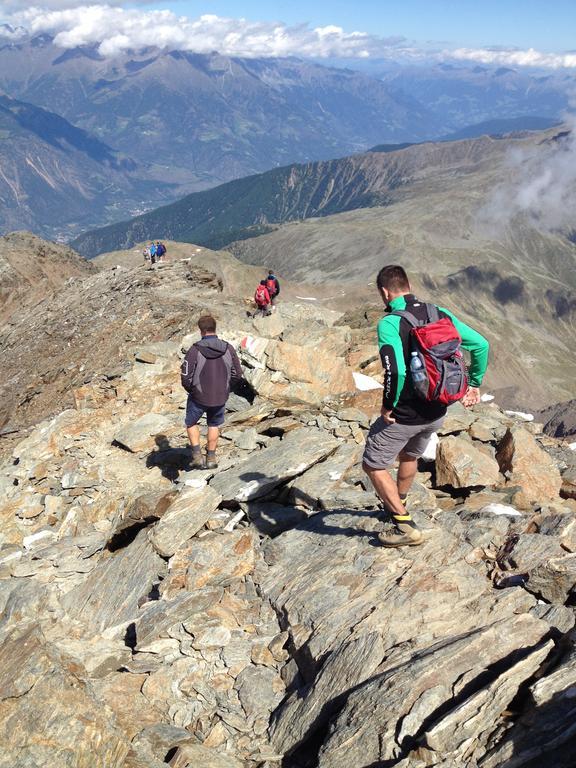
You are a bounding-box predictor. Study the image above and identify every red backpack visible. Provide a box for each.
[266,277,277,296]
[391,303,468,404]
[255,284,269,306]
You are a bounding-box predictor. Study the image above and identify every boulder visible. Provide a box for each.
[289,442,362,508]
[114,414,173,453]
[210,428,340,502]
[436,435,501,488]
[149,485,222,558]
[0,624,131,767]
[265,340,355,400]
[497,426,562,503]
[62,529,165,634]
[316,616,549,768]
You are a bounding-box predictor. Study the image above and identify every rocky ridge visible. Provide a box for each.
[1,281,576,766]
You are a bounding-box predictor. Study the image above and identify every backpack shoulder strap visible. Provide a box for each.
[425,303,440,322]
[389,309,421,328]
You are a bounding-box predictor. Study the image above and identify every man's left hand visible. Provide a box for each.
[462,387,481,407]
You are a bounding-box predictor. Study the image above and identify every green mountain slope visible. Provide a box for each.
[72,133,522,257]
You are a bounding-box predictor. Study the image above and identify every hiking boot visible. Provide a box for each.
[205,452,218,470]
[378,521,423,547]
[190,450,205,469]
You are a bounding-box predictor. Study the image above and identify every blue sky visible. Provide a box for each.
[141,0,576,52]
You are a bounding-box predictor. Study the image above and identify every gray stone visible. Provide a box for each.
[335,407,370,429]
[289,442,362,509]
[62,529,165,634]
[114,413,173,453]
[210,428,340,502]
[0,624,131,767]
[135,588,223,650]
[149,485,222,558]
[316,615,549,768]
[436,435,501,488]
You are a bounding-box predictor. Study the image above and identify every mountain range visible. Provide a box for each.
[0,30,573,239]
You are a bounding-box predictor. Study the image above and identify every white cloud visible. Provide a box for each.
[5,5,406,59]
[4,5,576,69]
[451,46,576,69]
[477,114,576,233]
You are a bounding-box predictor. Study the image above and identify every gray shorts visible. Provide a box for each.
[363,416,444,470]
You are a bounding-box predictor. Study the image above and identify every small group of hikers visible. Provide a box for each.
[253,270,280,316]
[181,264,489,548]
[143,241,167,264]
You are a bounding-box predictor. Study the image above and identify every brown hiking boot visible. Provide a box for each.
[191,450,205,469]
[378,521,423,547]
[205,451,218,470]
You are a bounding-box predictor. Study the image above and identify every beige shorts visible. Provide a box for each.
[363,416,444,470]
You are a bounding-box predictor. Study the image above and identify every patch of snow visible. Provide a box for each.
[421,432,438,461]
[183,478,207,489]
[353,371,383,391]
[295,296,318,301]
[569,442,576,451]
[480,393,495,402]
[505,410,534,422]
[482,503,522,517]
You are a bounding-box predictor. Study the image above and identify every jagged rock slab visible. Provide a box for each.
[315,615,549,768]
[113,413,173,453]
[109,488,178,545]
[0,624,131,767]
[266,340,355,399]
[480,642,576,767]
[263,508,538,757]
[289,442,362,508]
[183,529,258,590]
[135,587,223,649]
[149,485,222,557]
[413,639,553,766]
[497,426,562,503]
[436,435,501,488]
[62,529,165,634]
[210,429,340,502]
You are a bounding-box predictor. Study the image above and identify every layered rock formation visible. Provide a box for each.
[1,257,576,767]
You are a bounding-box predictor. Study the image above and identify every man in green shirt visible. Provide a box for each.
[363,265,490,547]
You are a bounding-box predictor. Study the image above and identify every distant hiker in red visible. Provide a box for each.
[265,270,280,309]
[181,315,244,469]
[254,280,272,317]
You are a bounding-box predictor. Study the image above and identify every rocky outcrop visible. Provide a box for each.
[1,273,575,767]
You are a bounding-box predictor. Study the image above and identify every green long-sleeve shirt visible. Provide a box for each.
[377,294,490,424]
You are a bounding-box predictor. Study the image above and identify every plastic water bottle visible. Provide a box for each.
[410,352,427,383]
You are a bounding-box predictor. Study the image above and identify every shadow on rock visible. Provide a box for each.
[146,433,190,482]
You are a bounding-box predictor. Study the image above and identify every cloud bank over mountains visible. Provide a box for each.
[3,4,576,68]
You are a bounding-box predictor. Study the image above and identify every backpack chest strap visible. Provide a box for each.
[390,303,439,326]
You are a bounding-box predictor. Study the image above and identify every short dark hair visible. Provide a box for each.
[198,315,216,333]
[376,265,410,292]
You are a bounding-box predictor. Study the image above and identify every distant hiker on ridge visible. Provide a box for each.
[181,315,244,469]
[265,269,280,309]
[149,242,157,265]
[156,241,166,262]
[254,280,272,317]
[363,265,489,548]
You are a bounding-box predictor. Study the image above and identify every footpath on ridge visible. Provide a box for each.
[1,252,576,767]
